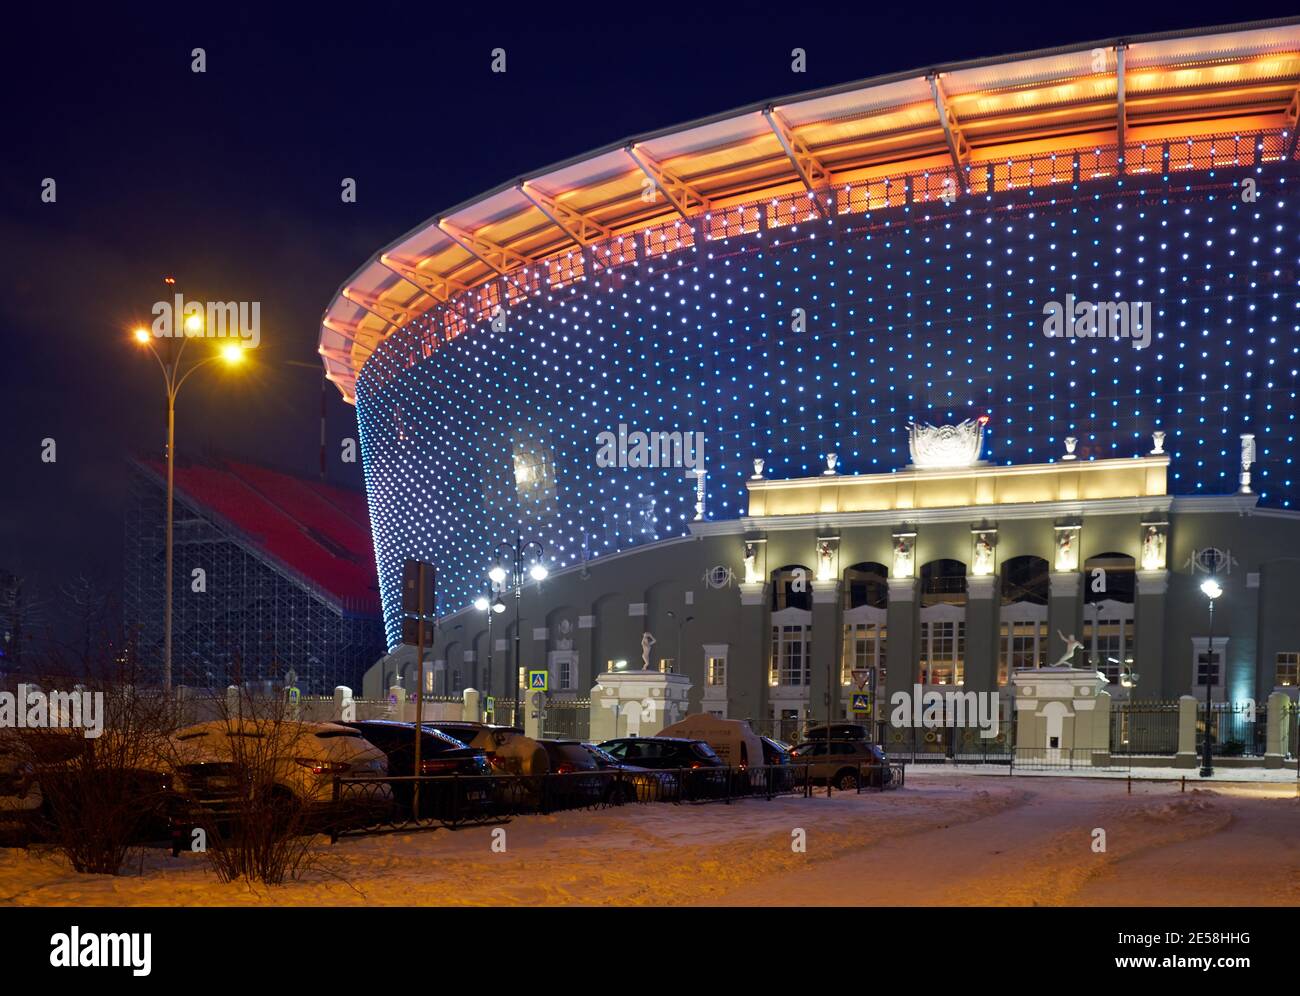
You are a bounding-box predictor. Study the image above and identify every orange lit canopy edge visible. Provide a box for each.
[318,17,1300,405]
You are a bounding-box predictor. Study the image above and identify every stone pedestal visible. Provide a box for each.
[589,671,693,741]
[524,690,545,740]
[1264,690,1290,768]
[1012,667,1111,763]
[1175,694,1199,769]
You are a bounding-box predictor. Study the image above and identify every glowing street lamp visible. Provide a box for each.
[488,532,547,721]
[131,284,247,690]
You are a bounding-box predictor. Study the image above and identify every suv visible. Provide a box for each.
[339,720,491,820]
[788,740,892,789]
[598,736,727,798]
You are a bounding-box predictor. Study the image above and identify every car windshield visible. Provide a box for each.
[691,742,720,760]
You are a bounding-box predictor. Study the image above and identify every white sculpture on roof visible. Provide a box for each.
[907,419,985,469]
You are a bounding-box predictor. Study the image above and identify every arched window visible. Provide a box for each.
[919,560,966,685]
[1083,552,1136,684]
[998,555,1050,682]
[771,564,813,611]
[842,562,888,689]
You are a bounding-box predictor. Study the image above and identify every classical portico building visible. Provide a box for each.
[364,426,1300,745]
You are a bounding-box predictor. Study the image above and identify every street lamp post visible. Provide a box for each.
[132,290,246,690]
[489,530,547,724]
[473,586,506,718]
[666,610,694,674]
[1199,576,1223,777]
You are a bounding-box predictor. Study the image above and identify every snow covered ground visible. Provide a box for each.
[1,772,1296,906]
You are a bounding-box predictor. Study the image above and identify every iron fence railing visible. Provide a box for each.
[326,760,903,841]
[1110,702,1181,756]
[1198,703,1268,757]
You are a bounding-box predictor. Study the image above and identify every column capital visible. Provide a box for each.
[738,581,767,606]
[1049,572,1081,599]
[811,580,840,604]
[887,577,916,601]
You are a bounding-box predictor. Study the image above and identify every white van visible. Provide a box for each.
[658,714,765,768]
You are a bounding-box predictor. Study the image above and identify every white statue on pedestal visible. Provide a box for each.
[640,631,656,671]
[1054,630,1084,667]
[743,543,759,584]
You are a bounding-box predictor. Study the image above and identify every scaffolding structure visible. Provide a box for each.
[123,460,384,693]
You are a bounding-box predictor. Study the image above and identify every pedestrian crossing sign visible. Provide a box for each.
[528,670,548,691]
[851,693,871,715]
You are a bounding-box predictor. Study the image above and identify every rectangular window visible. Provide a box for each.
[558,657,572,690]
[771,625,810,686]
[657,658,675,674]
[1278,652,1300,687]
[841,622,886,684]
[920,621,964,685]
[707,655,727,687]
[1084,614,1134,684]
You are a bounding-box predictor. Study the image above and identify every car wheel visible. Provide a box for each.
[835,769,858,791]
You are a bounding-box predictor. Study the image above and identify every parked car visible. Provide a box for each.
[580,743,668,802]
[533,739,635,808]
[1,729,177,845]
[758,736,798,791]
[338,720,491,820]
[802,722,872,743]
[169,720,394,833]
[598,736,728,798]
[0,732,42,845]
[788,739,892,789]
[429,723,545,776]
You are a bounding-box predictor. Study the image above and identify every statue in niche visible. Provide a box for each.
[973,533,994,576]
[893,535,914,578]
[743,543,758,584]
[1056,529,1076,570]
[817,541,834,580]
[1141,525,1166,571]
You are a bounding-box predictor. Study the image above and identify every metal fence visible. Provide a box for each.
[1110,701,1180,756]
[328,760,903,841]
[1199,702,1267,757]
[542,698,591,740]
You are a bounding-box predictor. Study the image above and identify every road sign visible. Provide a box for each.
[851,692,871,715]
[401,558,436,615]
[528,670,548,691]
[851,668,872,690]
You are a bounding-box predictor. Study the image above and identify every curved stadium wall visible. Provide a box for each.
[356,134,1299,648]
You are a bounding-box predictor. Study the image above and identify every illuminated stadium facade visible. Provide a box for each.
[319,20,1300,650]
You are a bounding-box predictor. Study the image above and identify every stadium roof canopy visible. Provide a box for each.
[318,17,1300,403]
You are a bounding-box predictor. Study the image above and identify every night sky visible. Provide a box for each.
[3,1,1290,640]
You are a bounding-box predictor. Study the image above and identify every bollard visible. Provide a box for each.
[1127,774,1131,795]
[1181,776,1186,793]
